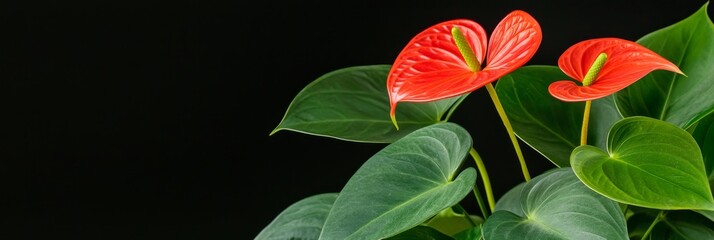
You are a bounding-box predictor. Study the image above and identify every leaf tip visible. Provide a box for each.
[269,127,281,136]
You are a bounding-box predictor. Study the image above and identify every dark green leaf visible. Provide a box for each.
[629,210,714,240]
[453,226,482,240]
[695,209,714,222]
[272,65,462,143]
[255,193,338,240]
[572,116,714,210]
[496,65,622,167]
[482,168,628,240]
[320,122,476,240]
[385,226,454,240]
[692,112,714,181]
[616,2,714,129]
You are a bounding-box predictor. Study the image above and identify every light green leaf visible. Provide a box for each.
[482,168,628,240]
[423,206,483,236]
[572,116,714,210]
[496,65,622,167]
[272,65,462,143]
[255,193,338,240]
[616,2,714,129]
[319,122,476,240]
[493,181,526,216]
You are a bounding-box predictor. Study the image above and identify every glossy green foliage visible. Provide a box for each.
[385,226,454,240]
[572,116,714,210]
[319,122,476,239]
[255,193,337,240]
[695,209,714,222]
[272,65,462,143]
[692,112,714,182]
[452,226,482,240]
[423,207,483,236]
[482,168,628,240]
[628,210,714,240]
[496,66,621,167]
[616,2,714,129]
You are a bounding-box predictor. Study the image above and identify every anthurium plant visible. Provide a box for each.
[258,2,714,239]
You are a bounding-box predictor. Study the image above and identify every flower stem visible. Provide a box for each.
[485,83,531,181]
[641,211,667,240]
[581,100,592,146]
[471,179,490,219]
[470,148,495,212]
[453,204,478,226]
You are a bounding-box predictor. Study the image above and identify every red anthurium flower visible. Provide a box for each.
[548,38,684,102]
[387,10,542,127]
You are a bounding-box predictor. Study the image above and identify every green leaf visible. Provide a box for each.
[319,122,477,240]
[255,193,338,240]
[482,168,628,240]
[453,226,482,240]
[496,65,622,167]
[572,116,714,210]
[589,95,624,152]
[272,65,462,143]
[493,181,526,216]
[692,112,714,181]
[616,2,714,129]
[628,210,714,240]
[695,209,714,223]
[423,207,483,236]
[384,226,454,240]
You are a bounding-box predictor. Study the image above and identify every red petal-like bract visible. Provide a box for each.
[387,11,542,121]
[486,10,542,74]
[549,38,683,102]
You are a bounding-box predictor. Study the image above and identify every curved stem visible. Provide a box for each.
[470,148,495,212]
[485,83,531,181]
[581,100,592,146]
[641,211,666,240]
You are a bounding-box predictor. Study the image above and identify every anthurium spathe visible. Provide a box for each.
[387,10,542,126]
[548,38,684,102]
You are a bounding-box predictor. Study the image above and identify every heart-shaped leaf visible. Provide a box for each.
[496,65,622,167]
[572,116,714,210]
[616,2,714,129]
[493,181,526,216]
[482,167,628,240]
[319,122,476,240]
[255,193,338,240]
[272,65,462,143]
[692,112,714,182]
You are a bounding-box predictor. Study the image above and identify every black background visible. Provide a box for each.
[4,0,711,239]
